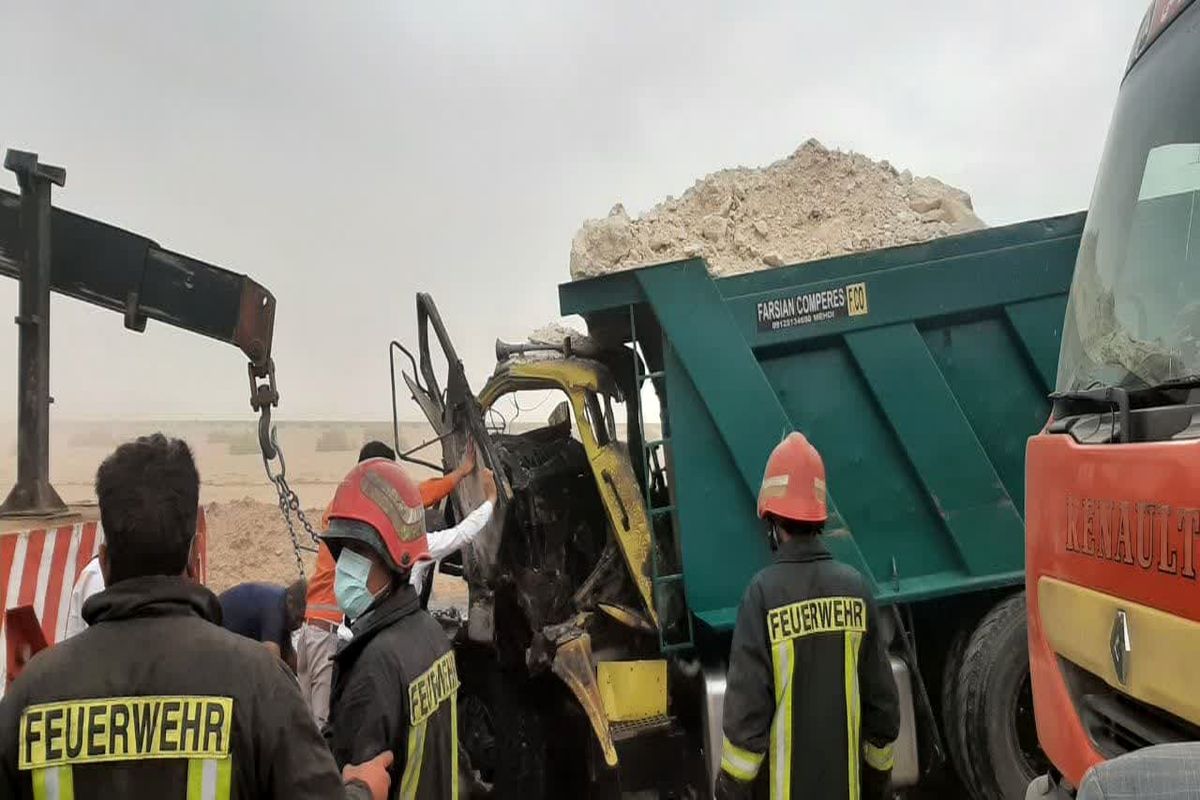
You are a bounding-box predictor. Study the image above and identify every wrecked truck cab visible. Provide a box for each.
[400,295,686,793]
[403,294,657,642]
[477,357,658,633]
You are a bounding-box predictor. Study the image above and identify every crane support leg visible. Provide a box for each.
[0,150,67,517]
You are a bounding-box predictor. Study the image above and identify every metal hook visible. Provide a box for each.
[262,424,285,482]
[258,404,277,462]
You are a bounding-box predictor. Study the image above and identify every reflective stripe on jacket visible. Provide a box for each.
[719,535,900,800]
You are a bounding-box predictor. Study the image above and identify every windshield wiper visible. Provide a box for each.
[1050,385,1131,443]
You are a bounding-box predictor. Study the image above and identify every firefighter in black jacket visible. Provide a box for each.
[717,433,900,800]
[0,434,392,800]
[322,457,460,799]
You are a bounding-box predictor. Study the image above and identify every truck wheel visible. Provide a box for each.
[940,624,978,790]
[955,592,1050,800]
[458,665,548,799]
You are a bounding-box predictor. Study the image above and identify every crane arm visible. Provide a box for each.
[0,187,276,377]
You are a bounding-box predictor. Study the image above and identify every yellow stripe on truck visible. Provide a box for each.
[1038,577,1200,725]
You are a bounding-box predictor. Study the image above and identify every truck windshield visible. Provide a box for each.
[1057,5,1200,394]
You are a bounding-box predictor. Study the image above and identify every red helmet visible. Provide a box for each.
[757,432,828,524]
[320,458,430,572]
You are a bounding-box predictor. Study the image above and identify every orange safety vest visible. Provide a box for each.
[305,473,461,624]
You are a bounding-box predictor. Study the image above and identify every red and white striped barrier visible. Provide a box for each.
[0,508,208,690]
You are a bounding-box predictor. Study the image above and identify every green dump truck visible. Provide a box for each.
[398,211,1084,798]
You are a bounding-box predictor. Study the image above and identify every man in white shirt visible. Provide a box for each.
[63,555,105,640]
[411,466,497,598]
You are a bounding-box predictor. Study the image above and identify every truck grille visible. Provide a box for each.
[1060,660,1200,758]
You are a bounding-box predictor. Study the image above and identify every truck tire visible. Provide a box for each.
[955,592,1049,800]
[940,624,979,791]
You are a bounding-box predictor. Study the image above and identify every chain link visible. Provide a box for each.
[261,424,319,580]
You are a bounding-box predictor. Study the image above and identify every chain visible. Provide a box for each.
[250,360,320,581]
[261,423,319,581]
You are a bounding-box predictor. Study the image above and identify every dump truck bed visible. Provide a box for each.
[560,212,1085,631]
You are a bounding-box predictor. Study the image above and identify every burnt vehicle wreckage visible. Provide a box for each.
[394,296,700,796]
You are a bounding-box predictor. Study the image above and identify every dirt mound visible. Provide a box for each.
[570,139,985,279]
[204,499,321,593]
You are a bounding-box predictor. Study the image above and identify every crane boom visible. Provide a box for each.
[0,189,275,370]
[0,149,278,516]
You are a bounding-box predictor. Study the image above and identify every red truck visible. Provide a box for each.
[1025,0,1200,795]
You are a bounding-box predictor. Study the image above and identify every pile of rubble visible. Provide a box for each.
[570,139,985,279]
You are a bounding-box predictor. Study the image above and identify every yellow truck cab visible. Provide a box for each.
[400,297,697,796]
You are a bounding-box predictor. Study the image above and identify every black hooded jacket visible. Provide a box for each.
[718,535,900,800]
[0,575,371,800]
[327,584,458,800]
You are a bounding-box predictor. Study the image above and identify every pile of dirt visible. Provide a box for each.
[569,139,985,279]
[204,499,321,593]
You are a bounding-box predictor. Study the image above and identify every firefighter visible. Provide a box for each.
[0,433,392,800]
[322,457,460,798]
[298,439,489,728]
[716,433,900,800]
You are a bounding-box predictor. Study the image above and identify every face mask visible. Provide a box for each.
[335,549,381,620]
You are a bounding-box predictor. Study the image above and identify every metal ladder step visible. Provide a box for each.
[629,304,694,652]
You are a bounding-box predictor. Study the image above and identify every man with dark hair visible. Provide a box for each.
[0,433,392,800]
[358,440,397,461]
[219,577,308,672]
[717,433,899,800]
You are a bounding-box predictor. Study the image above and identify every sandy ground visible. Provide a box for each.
[0,420,470,606]
[0,411,655,610]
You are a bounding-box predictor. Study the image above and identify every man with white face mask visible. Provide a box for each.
[321,458,463,799]
[298,440,492,726]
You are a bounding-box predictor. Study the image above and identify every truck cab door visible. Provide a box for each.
[403,294,509,591]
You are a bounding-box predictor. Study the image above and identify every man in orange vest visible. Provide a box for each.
[295,440,478,728]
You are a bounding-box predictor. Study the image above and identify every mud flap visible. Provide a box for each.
[550,633,618,767]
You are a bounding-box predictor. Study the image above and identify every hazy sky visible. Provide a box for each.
[0,1,1147,422]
